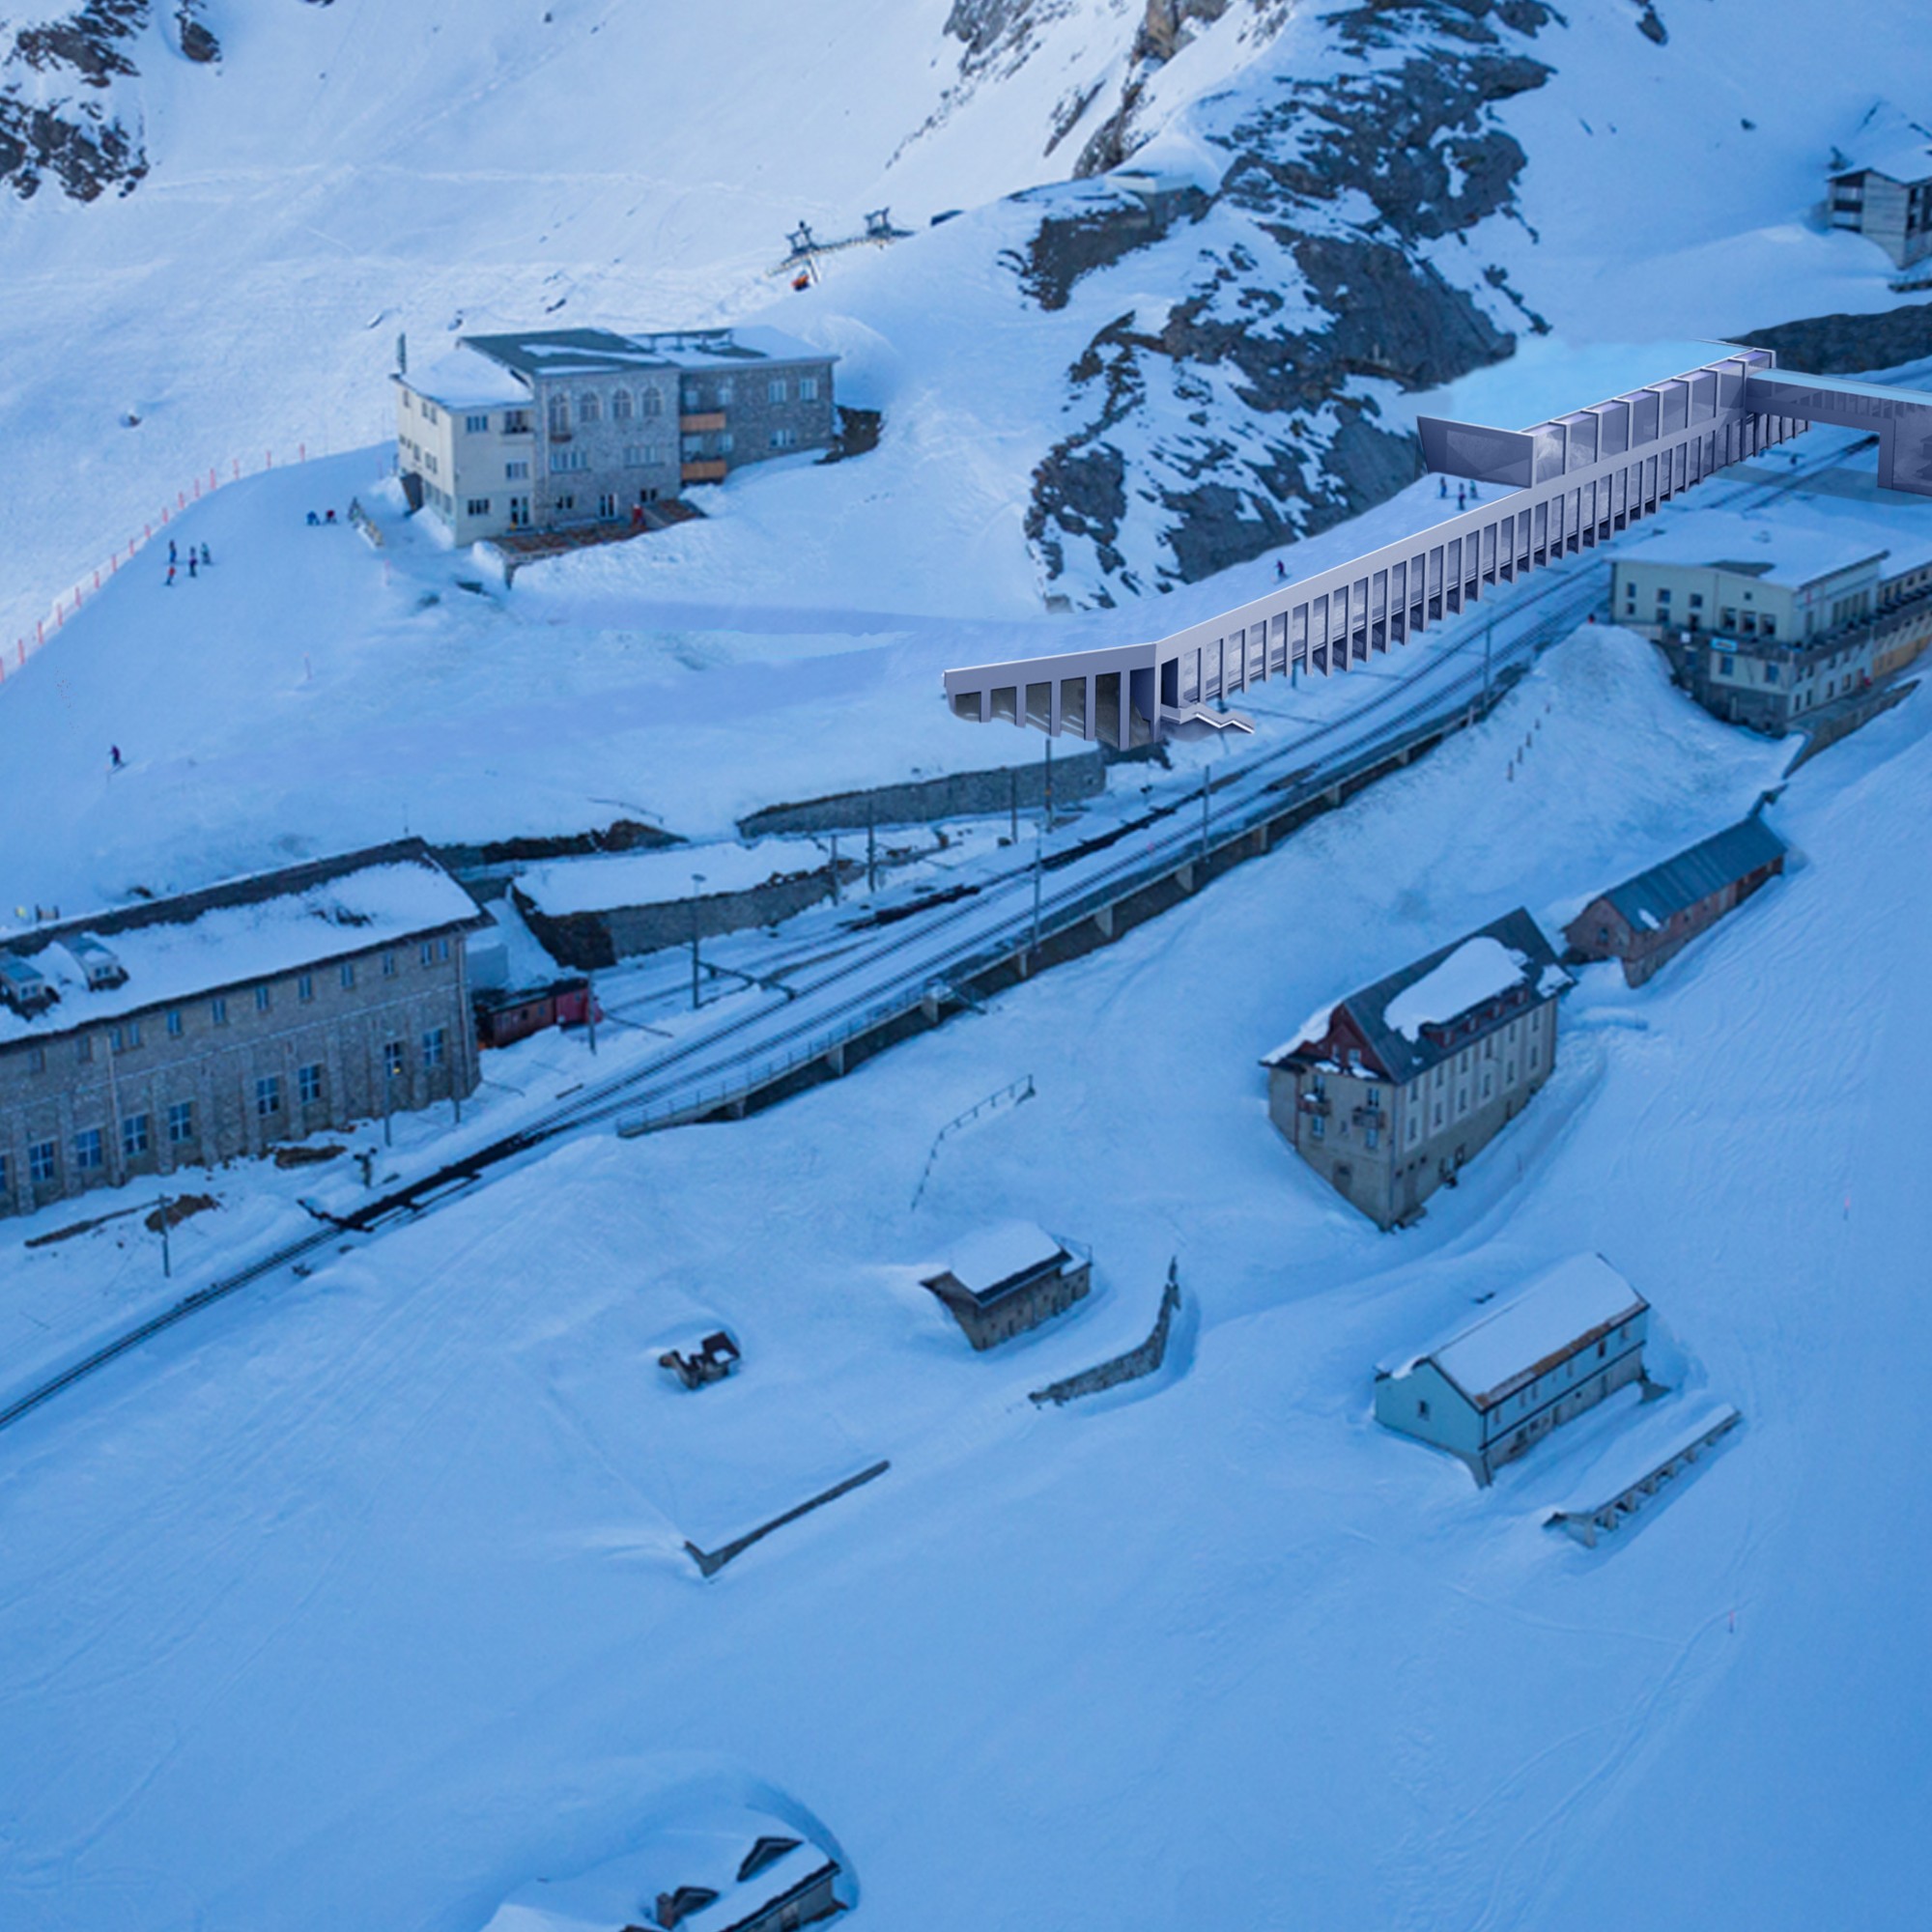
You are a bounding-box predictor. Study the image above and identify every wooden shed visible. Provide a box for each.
[920,1222,1091,1350]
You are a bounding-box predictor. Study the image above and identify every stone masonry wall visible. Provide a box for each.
[739,746,1107,838]
[1030,1264,1181,1405]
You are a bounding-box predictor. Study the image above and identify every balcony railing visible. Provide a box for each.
[680,411,727,433]
[681,459,729,483]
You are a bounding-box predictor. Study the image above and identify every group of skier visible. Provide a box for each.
[162,537,212,587]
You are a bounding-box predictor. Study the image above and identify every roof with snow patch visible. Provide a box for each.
[402,343,535,409]
[0,840,484,1047]
[1263,908,1566,1084]
[1616,512,1889,589]
[922,1221,1070,1306]
[459,326,837,383]
[1585,815,1787,936]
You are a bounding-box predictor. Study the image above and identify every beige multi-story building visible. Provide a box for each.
[1828,107,1932,270]
[1611,508,1932,734]
[1263,909,1568,1230]
[0,840,485,1220]
[393,325,839,548]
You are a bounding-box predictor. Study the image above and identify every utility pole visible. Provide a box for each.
[585,972,598,1056]
[383,1058,394,1148]
[1200,762,1210,865]
[156,1194,172,1280]
[1042,734,1053,827]
[1031,824,1043,959]
[829,832,839,904]
[690,873,706,1011]
[1483,617,1493,710]
[866,807,877,894]
[1009,767,1019,842]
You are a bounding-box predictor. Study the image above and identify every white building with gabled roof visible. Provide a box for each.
[1829,103,1932,269]
[1375,1254,1653,1484]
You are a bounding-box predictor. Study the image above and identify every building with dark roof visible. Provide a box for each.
[393,324,838,547]
[918,1221,1092,1350]
[1261,909,1569,1230]
[0,840,486,1219]
[1564,815,1787,987]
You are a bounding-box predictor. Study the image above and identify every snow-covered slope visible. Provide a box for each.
[1,620,1926,1929]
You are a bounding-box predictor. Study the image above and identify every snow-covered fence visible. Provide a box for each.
[0,438,344,691]
[910,1074,1035,1208]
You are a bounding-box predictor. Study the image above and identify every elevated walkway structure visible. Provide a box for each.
[944,348,1932,749]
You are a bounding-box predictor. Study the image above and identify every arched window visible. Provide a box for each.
[548,395,570,436]
[579,391,602,425]
[611,387,634,421]
[641,388,664,417]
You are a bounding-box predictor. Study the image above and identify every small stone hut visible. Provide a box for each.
[920,1222,1091,1350]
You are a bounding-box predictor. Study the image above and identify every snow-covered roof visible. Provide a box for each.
[1387,1255,1648,1409]
[1619,513,1888,589]
[1834,102,1932,184]
[515,840,822,918]
[1382,937,1525,1044]
[403,344,533,410]
[923,1221,1068,1302]
[0,842,482,1047]
[1263,909,1566,1084]
[459,325,837,384]
[478,1809,837,1932]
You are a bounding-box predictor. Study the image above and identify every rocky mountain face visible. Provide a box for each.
[1016,0,1559,601]
[0,2,223,200]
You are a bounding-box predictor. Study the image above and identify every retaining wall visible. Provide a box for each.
[1031,1265,1181,1406]
[738,747,1108,839]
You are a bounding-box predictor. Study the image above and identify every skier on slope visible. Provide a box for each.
[110,745,123,770]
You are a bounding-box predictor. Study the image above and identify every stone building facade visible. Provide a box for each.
[1828,110,1932,269]
[1565,814,1787,988]
[920,1223,1092,1350]
[395,325,838,547]
[0,841,484,1220]
[1263,908,1568,1231]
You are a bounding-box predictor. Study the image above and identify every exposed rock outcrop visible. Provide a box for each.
[0,0,150,200]
[1737,301,1932,376]
[1025,0,1556,600]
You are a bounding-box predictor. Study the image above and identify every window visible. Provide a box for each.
[554,494,576,513]
[251,1074,279,1119]
[550,448,588,473]
[166,1009,183,1037]
[340,960,356,989]
[28,1045,45,1073]
[504,409,530,434]
[1690,593,1704,609]
[505,459,529,480]
[624,444,660,469]
[682,384,700,412]
[1434,1102,1443,1127]
[612,388,633,420]
[1657,587,1671,603]
[76,1034,93,1065]
[769,427,798,450]
[1309,1114,1324,1140]
[642,388,664,416]
[29,1140,56,1185]
[465,413,490,434]
[598,492,617,519]
[111,1020,140,1052]
[72,1126,104,1172]
[381,952,396,978]
[719,432,734,454]
[509,496,530,528]
[421,402,440,426]
[255,984,272,1013]
[1764,663,1779,684]
[1365,1086,1379,1111]
[384,1038,407,1080]
[298,973,314,1004]
[466,497,492,518]
[298,1063,324,1106]
[1597,1339,1607,1359]
[798,374,819,402]
[767,378,787,404]
[419,938,449,968]
[123,1112,150,1159]
[168,1099,194,1145]
[422,1027,446,1069]
[579,391,602,424]
[1364,1124,1380,1151]
[548,397,570,436]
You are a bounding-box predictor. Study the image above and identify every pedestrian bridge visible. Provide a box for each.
[943,347,1932,749]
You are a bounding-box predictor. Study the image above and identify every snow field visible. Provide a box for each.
[9,611,1928,1927]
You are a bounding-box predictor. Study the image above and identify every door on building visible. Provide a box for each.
[598,493,617,520]
[508,496,531,528]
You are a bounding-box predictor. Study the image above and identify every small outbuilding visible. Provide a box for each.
[919,1222,1091,1350]
[1564,815,1786,986]
[1375,1253,1653,1484]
